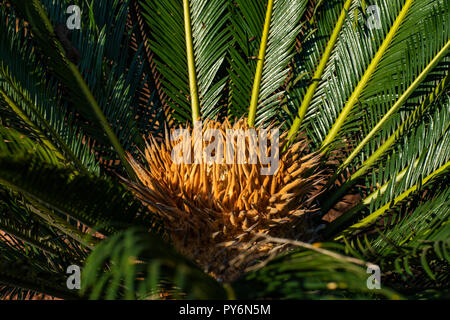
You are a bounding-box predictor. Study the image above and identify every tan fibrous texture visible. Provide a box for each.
[126,118,323,280]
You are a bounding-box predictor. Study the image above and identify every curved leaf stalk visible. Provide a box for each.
[0,88,64,162]
[10,0,135,179]
[336,41,450,173]
[324,157,417,238]
[182,0,201,123]
[248,0,274,127]
[287,0,353,142]
[335,161,450,239]
[322,74,450,211]
[321,0,415,149]
[0,83,89,175]
[325,158,449,238]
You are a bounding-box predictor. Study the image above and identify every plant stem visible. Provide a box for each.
[287,0,353,141]
[322,74,450,211]
[248,0,274,127]
[182,0,201,123]
[321,0,414,148]
[336,41,450,172]
[68,64,136,179]
[335,161,450,239]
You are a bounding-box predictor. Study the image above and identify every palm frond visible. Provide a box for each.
[342,189,449,297]
[0,186,87,263]
[232,241,399,299]
[289,0,448,148]
[322,76,450,210]
[9,0,137,178]
[233,0,308,127]
[81,227,227,299]
[338,1,449,169]
[0,240,78,300]
[0,6,99,174]
[140,0,230,123]
[287,0,353,139]
[0,146,161,240]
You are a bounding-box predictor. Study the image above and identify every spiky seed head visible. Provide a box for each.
[126,118,323,281]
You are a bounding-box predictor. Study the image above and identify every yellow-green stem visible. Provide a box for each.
[347,75,448,182]
[287,0,353,141]
[0,89,64,162]
[337,41,450,172]
[321,59,450,210]
[321,0,414,148]
[335,161,450,239]
[182,0,201,123]
[323,160,416,238]
[248,0,274,127]
[69,64,135,179]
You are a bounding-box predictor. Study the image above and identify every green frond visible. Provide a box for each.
[0,188,86,262]
[0,197,86,300]
[0,7,100,174]
[0,0,448,300]
[290,0,448,149]
[342,189,450,296]
[140,0,231,123]
[322,75,450,210]
[40,0,163,150]
[340,1,449,167]
[0,151,160,240]
[9,0,136,178]
[81,227,227,300]
[0,248,78,300]
[321,0,415,147]
[341,161,448,237]
[0,127,60,166]
[327,151,449,238]
[227,0,265,119]
[232,242,400,299]
[235,0,308,127]
[287,0,353,140]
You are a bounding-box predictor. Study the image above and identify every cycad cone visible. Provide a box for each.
[127,118,322,281]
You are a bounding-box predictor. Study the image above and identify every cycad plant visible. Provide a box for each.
[0,0,448,299]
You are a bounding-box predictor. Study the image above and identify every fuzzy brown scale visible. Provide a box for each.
[126,118,324,281]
